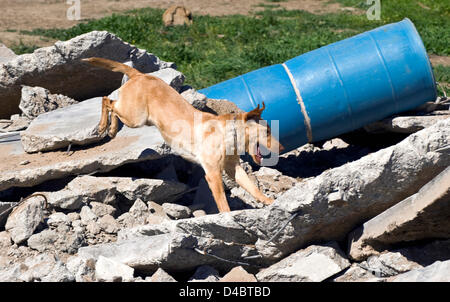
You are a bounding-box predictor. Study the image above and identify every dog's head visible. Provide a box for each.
[239,102,284,165]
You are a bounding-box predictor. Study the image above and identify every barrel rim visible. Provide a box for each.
[401,18,437,100]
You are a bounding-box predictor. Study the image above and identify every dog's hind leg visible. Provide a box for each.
[98,96,111,135]
[109,112,119,138]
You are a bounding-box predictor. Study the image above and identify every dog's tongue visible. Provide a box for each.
[256,144,262,162]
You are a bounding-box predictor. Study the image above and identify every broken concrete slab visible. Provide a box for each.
[364,111,450,134]
[110,177,188,204]
[390,260,450,282]
[255,242,350,282]
[21,97,105,153]
[19,253,75,282]
[348,166,450,261]
[0,31,174,119]
[41,175,187,210]
[95,256,134,282]
[43,175,117,210]
[5,195,46,244]
[0,121,169,192]
[19,86,79,120]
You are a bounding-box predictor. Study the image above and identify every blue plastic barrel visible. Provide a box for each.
[199,18,437,153]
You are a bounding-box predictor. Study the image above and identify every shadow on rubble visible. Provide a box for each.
[269,129,410,179]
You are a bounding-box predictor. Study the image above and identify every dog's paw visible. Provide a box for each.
[261,197,274,206]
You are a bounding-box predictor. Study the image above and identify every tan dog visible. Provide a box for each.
[82,58,284,212]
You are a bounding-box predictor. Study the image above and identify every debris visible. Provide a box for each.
[5,195,46,244]
[0,31,173,119]
[348,166,450,261]
[390,260,450,282]
[19,86,78,120]
[255,242,350,282]
[162,203,192,219]
[220,266,257,282]
[0,121,169,192]
[95,256,134,282]
[364,111,450,134]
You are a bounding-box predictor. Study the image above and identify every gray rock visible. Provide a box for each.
[47,212,71,227]
[0,231,12,248]
[322,138,350,150]
[5,195,45,244]
[20,97,111,153]
[0,119,168,192]
[162,203,192,219]
[0,31,173,119]
[66,256,96,282]
[44,176,117,210]
[180,86,208,110]
[364,112,450,134]
[27,229,58,252]
[78,234,172,272]
[27,227,85,254]
[19,253,74,282]
[41,175,187,211]
[80,206,98,225]
[333,263,384,282]
[189,265,220,282]
[149,68,185,92]
[220,266,258,282]
[256,242,350,282]
[359,252,422,278]
[95,256,134,282]
[0,43,17,65]
[90,202,116,217]
[111,177,188,204]
[390,260,450,282]
[98,215,121,234]
[19,86,78,119]
[349,166,450,261]
[150,268,177,282]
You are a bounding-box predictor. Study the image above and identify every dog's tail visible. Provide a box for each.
[82,57,141,78]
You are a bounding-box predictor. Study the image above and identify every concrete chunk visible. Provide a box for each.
[256,242,350,282]
[95,256,134,282]
[348,166,450,261]
[0,31,173,119]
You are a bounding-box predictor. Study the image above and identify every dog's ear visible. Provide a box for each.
[244,102,265,121]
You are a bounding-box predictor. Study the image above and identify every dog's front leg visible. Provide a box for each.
[234,164,274,206]
[204,169,231,213]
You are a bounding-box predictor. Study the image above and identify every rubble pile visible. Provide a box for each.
[0,32,449,282]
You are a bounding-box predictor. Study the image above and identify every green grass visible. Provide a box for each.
[9,43,40,55]
[18,0,450,92]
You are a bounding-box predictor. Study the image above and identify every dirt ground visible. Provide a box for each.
[0,0,352,49]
